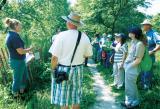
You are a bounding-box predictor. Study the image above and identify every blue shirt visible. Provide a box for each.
[146,29,160,51]
[6,31,26,60]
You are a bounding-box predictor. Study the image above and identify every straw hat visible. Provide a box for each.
[61,12,84,27]
[141,19,152,26]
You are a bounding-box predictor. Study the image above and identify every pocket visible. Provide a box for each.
[124,62,131,70]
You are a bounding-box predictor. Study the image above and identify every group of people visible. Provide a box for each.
[92,19,160,108]
[4,12,92,109]
[3,11,160,109]
[92,33,113,68]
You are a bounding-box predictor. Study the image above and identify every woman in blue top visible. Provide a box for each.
[5,18,32,97]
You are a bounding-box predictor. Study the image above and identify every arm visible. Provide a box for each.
[51,56,58,70]
[121,53,127,65]
[48,35,62,70]
[132,42,145,67]
[132,57,143,67]
[12,36,32,55]
[120,44,128,68]
[16,47,32,55]
[149,44,160,55]
[84,36,93,58]
[111,45,120,52]
[150,32,160,55]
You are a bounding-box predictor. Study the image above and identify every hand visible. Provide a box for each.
[28,51,33,54]
[27,46,34,53]
[109,58,112,63]
[149,51,154,55]
[29,46,34,51]
[119,63,124,69]
[109,57,113,63]
[130,62,137,68]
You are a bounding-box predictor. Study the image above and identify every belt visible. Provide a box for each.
[58,64,83,67]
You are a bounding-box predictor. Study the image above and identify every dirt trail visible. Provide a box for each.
[88,59,122,109]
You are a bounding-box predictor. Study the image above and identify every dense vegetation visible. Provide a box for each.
[0,0,69,61]
[0,0,160,109]
[73,0,147,34]
[0,61,95,109]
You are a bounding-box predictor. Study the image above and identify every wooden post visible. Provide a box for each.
[1,48,9,68]
[5,47,9,58]
[0,54,7,85]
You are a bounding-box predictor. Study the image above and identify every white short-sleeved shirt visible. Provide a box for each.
[49,29,93,66]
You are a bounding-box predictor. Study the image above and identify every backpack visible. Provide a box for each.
[102,51,107,59]
[139,47,152,72]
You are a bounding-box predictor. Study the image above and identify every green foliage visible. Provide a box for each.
[81,68,96,109]
[151,14,160,32]
[0,61,95,109]
[73,0,146,34]
[0,0,69,61]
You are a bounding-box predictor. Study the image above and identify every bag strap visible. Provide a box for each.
[70,31,82,66]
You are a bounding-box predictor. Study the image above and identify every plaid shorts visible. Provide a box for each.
[51,65,83,106]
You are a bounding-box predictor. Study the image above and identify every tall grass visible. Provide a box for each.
[0,61,95,109]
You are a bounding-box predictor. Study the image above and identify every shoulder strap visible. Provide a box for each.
[70,31,82,66]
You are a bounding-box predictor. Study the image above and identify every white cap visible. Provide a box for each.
[141,19,152,26]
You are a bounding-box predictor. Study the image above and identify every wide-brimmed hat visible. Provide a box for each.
[141,19,152,26]
[61,12,84,27]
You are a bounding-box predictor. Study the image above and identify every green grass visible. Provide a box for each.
[81,68,96,109]
[97,62,160,109]
[0,62,95,109]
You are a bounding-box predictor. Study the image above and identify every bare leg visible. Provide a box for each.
[72,104,80,109]
[61,106,69,109]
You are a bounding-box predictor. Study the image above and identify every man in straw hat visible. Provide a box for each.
[49,12,93,109]
[141,19,160,58]
[141,19,160,89]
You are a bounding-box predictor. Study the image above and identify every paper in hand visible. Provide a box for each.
[26,53,35,63]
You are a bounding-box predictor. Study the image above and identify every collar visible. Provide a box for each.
[8,31,20,37]
[132,39,139,44]
[9,30,18,34]
[146,29,153,34]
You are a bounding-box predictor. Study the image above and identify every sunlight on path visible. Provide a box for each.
[88,59,122,109]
